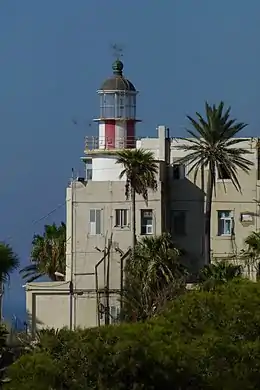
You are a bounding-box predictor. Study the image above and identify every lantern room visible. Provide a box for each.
[84,59,141,180]
[97,60,138,120]
[93,59,141,151]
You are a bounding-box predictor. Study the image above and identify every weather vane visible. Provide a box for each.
[111,43,124,60]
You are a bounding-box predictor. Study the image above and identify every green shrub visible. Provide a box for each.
[5,279,260,389]
[4,352,60,390]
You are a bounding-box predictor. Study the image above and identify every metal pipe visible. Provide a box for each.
[69,280,73,331]
[120,256,124,321]
[95,256,105,327]
[69,170,74,331]
[95,264,100,327]
[105,241,111,325]
[119,249,131,322]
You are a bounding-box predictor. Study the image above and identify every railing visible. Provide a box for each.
[84,135,140,151]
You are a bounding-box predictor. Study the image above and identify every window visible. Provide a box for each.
[86,165,92,180]
[85,159,92,181]
[89,209,101,235]
[173,164,185,180]
[87,169,92,180]
[99,305,120,324]
[171,211,186,236]
[218,164,231,180]
[115,209,128,228]
[141,210,153,235]
[218,211,233,236]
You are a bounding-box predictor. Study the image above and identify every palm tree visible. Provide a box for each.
[116,148,158,251]
[199,260,242,291]
[20,223,66,283]
[0,243,19,321]
[240,231,260,279]
[130,233,186,290]
[123,233,186,321]
[176,101,253,264]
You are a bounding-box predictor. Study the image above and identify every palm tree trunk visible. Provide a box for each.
[205,166,214,265]
[0,280,2,324]
[131,187,136,252]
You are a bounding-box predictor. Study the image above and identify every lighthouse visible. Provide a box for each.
[85,59,140,181]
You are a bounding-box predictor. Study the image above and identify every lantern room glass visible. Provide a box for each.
[100,92,136,119]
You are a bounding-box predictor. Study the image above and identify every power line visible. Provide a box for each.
[3,202,66,243]
[31,202,66,225]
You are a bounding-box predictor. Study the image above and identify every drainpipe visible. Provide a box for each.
[70,172,75,331]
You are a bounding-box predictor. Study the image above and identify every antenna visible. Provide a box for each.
[111,43,124,60]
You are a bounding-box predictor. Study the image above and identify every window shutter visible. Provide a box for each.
[90,209,96,235]
[90,209,96,223]
[122,209,127,226]
[115,210,120,226]
[95,209,101,234]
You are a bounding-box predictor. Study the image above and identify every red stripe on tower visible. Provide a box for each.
[126,120,136,148]
[104,120,115,149]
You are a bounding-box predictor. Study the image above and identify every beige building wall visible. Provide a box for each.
[170,137,260,262]
[64,170,166,329]
[26,128,260,331]
[26,281,70,334]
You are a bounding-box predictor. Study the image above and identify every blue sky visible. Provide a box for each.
[1,0,259,320]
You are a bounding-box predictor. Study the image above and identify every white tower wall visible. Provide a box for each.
[92,156,125,181]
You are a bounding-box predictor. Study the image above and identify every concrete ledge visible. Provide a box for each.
[25,281,70,292]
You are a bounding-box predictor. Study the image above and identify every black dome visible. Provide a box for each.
[99,60,136,92]
[100,76,136,91]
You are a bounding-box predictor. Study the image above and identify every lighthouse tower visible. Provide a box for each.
[87,59,140,181]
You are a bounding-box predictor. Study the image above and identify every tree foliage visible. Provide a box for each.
[116,148,158,202]
[20,223,66,283]
[123,233,187,321]
[177,101,252,190]
[0,324,25,387]
[176,101,253,264]
[5,279,260,389]
[0,243,19,325]
[116,148,158,249]
[0,243,19,284]
[199,259,242,290]
[240,231,260,277]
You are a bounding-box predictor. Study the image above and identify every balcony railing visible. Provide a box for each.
[84,135,139,151]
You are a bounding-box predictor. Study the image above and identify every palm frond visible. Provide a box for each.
[116,148,158,203]
[123,234,187,321]
[19,264,37,274]
[175,102,253,191]
[0,243,19,283]
[199,260,242,290]
[23,273,44,283]
[21,222,66,282]
[241,231,260,273]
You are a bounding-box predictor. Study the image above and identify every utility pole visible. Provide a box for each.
[105,237,112,325]
[69,169,75,331]
[95,234,113,326]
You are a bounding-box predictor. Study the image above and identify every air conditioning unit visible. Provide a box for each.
[76,177,85,182]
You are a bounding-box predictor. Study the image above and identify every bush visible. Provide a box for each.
[5,352,59,390]
[198,260,242,290]
[5,279,260,389]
